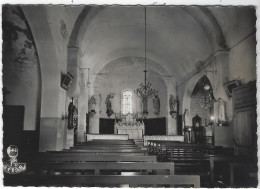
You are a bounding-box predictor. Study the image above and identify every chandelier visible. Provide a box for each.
[134,7,158,117]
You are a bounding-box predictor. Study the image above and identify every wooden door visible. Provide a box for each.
[234,106,256,156]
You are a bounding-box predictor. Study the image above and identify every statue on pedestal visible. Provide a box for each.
[153,94,160,116]
[169,94,177,118]
[88,95,96,116]
[105,93,114,117]
[218,98,226,123]
[184,109,192,127]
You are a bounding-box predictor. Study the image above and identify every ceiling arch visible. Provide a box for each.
[69,6,227,83]
[92,56,175,90]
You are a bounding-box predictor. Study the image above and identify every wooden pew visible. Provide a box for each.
[148,140,222,162]
[46,152,148,156]
[75,144,138,147]
[88,139,135,145]
[35,162,175,175]
[70,146,141,150]
[52,148,148,155]
[6,175,200,187]
[39,154,157,162]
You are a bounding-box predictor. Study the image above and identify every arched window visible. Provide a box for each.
[122,90,133,115]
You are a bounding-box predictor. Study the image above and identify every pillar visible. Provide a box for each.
[77,71,89,142]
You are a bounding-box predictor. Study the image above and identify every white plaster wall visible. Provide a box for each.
[93,65,167,119]
[3,6,41,131]
[229,35,256,84]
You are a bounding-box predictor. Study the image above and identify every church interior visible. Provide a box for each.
[2,5,258,187]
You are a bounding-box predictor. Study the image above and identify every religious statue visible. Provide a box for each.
[68,101,78,130]
[218,98,226,123]
[153,94,160,116]
[88,95,96,113]
[169,94,177,117]
[184,109,192,126]
[105,93,114,117]
[99,94,102,113]
[142,96,149,116]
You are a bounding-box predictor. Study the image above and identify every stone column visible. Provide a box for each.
[77,71,89,142]
[210,51,231,120]
[89,113,99,133]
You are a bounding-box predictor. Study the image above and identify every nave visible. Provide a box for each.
[4,139,257,187]
[2,5,258,188]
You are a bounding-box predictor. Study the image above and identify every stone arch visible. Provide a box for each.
[92,56,174,94]
[68,6,105,48]
[22,6,65,151]
[67,6,227,97]
[67,6,105,97]
[22,6,61,118]
[182,73,215,115]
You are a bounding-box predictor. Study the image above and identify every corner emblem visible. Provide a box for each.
[3,145,26,174]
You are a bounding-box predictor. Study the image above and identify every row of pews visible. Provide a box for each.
[5,139,200,187]
[148,140,258,187]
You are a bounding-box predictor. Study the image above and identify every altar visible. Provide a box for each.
[114,114,145,139]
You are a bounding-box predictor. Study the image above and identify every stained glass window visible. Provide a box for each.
[122,90,133,115]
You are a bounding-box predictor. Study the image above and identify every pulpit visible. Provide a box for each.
[114,114,145,139]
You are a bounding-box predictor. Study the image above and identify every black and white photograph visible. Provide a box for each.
[1,1,259,187]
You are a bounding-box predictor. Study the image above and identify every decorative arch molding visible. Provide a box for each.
[92,56,174,93]
[67,6,228,97]
[67,6,105,96]
[182,73,215,115]
[22,6,60,117]
[68,6,105,48]
[71,6,228,55]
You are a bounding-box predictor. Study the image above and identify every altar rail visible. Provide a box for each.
[143,135,185,146]
[86,134,129,141]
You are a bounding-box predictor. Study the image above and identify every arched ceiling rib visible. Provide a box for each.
[69,6,226,82]
[93,56,172,91]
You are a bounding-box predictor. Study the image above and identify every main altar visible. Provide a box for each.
[114,114,145,139]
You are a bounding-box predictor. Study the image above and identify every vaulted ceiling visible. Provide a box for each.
[75,6,231,84]
[26,5,255,87]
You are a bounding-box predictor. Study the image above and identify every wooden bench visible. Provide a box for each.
[5,175,200,187]
[89,139,135,144]
[39,154,157,162]
[45,151,148,156]
[61,148,147,154]
[148,140,182,155]
[75,144,138,147]
[70,146,141,150]
[148,140,222,161]
[35,162,175,175]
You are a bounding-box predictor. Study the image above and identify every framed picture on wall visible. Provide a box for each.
[224,80,240,97]
[61,72,74,90]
